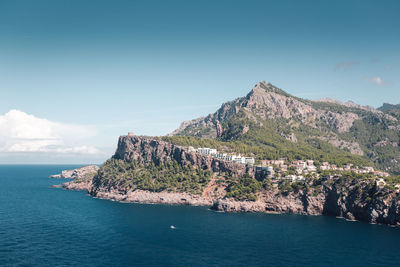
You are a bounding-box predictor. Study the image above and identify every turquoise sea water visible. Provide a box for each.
[1,165,400,266]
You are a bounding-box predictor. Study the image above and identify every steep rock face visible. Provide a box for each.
[213,180,400,226]
[321,181,400,225]
[114,135,254,178]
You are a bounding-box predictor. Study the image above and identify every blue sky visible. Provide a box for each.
[0,0,399,163]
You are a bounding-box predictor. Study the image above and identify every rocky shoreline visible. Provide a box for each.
[57,179,298,213]
[54,176,212,206]
[92,188,212,206]
[51,144,400,227]
[53,177,400,228]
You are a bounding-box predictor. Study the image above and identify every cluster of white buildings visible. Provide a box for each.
[320,162,345,171]
[189,147,255,165]
[319,162,389,177]
[290,160,317,173]
[187,146,391,182]
[261,159,317,174]
[283,175,305,182]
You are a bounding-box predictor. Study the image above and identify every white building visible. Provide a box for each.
[363,166,375,173]
[244,157,255,165]
[197,148,217,155]
[233,156,245,164]
[216,153,228,160]
[320,165,330,171]
[307,165,317,172]
[376,178,386,188]
[196,147,254,165]
[283,175,297,182]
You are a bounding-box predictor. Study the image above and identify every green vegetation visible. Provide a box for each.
[340,114,400,174]
[164,113,371,168]
[170,82,400,175]
[74,172,98,183]
[384,175,400,190]
[94,159,212,195]
[225,175,263,201]
[277,180,308,195]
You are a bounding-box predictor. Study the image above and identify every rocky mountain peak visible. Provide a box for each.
[169,81,400,174]
[245,81,293,107]
[249,81,289,96]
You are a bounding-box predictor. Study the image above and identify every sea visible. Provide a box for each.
[1,165,400,266]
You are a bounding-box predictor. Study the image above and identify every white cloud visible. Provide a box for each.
[365,76,384,86]
[0,109,101,155]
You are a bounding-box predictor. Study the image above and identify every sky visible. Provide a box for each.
[0,0,399,163]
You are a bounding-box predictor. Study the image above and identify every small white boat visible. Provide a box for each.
[170,225,176,229]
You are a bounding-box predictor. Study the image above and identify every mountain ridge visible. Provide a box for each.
[171,81,400,174]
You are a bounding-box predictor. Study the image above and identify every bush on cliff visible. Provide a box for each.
[225,175,263,201]
[94,159,212,195]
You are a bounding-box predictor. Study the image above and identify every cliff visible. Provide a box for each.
[54,135,400,227]
[113,135,254,178]
[214,178,400,226]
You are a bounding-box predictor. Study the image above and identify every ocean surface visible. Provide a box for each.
[1,165,400,266]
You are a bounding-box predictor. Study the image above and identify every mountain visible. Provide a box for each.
[379,103,400,118]
[55,82,400,226]
[171,81,400,174]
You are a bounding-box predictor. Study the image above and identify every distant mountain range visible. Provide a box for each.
[171,81,400,174]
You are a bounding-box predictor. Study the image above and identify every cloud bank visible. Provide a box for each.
[0,109,100,155]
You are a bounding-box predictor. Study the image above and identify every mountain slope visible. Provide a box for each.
[171,81,400,174]
[379,103,400,119]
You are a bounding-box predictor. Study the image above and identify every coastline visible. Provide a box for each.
[57,180,323,215]
[54,179,400,228]
[50,161,400,227]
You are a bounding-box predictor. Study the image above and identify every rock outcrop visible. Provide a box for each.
[92,188,212,206]
[113,135,254,178]
[49,165,99,179]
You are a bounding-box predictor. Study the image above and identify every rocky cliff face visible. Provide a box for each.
[213,178,400,226]
[113,135,254,178]
[65,135,400,227]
